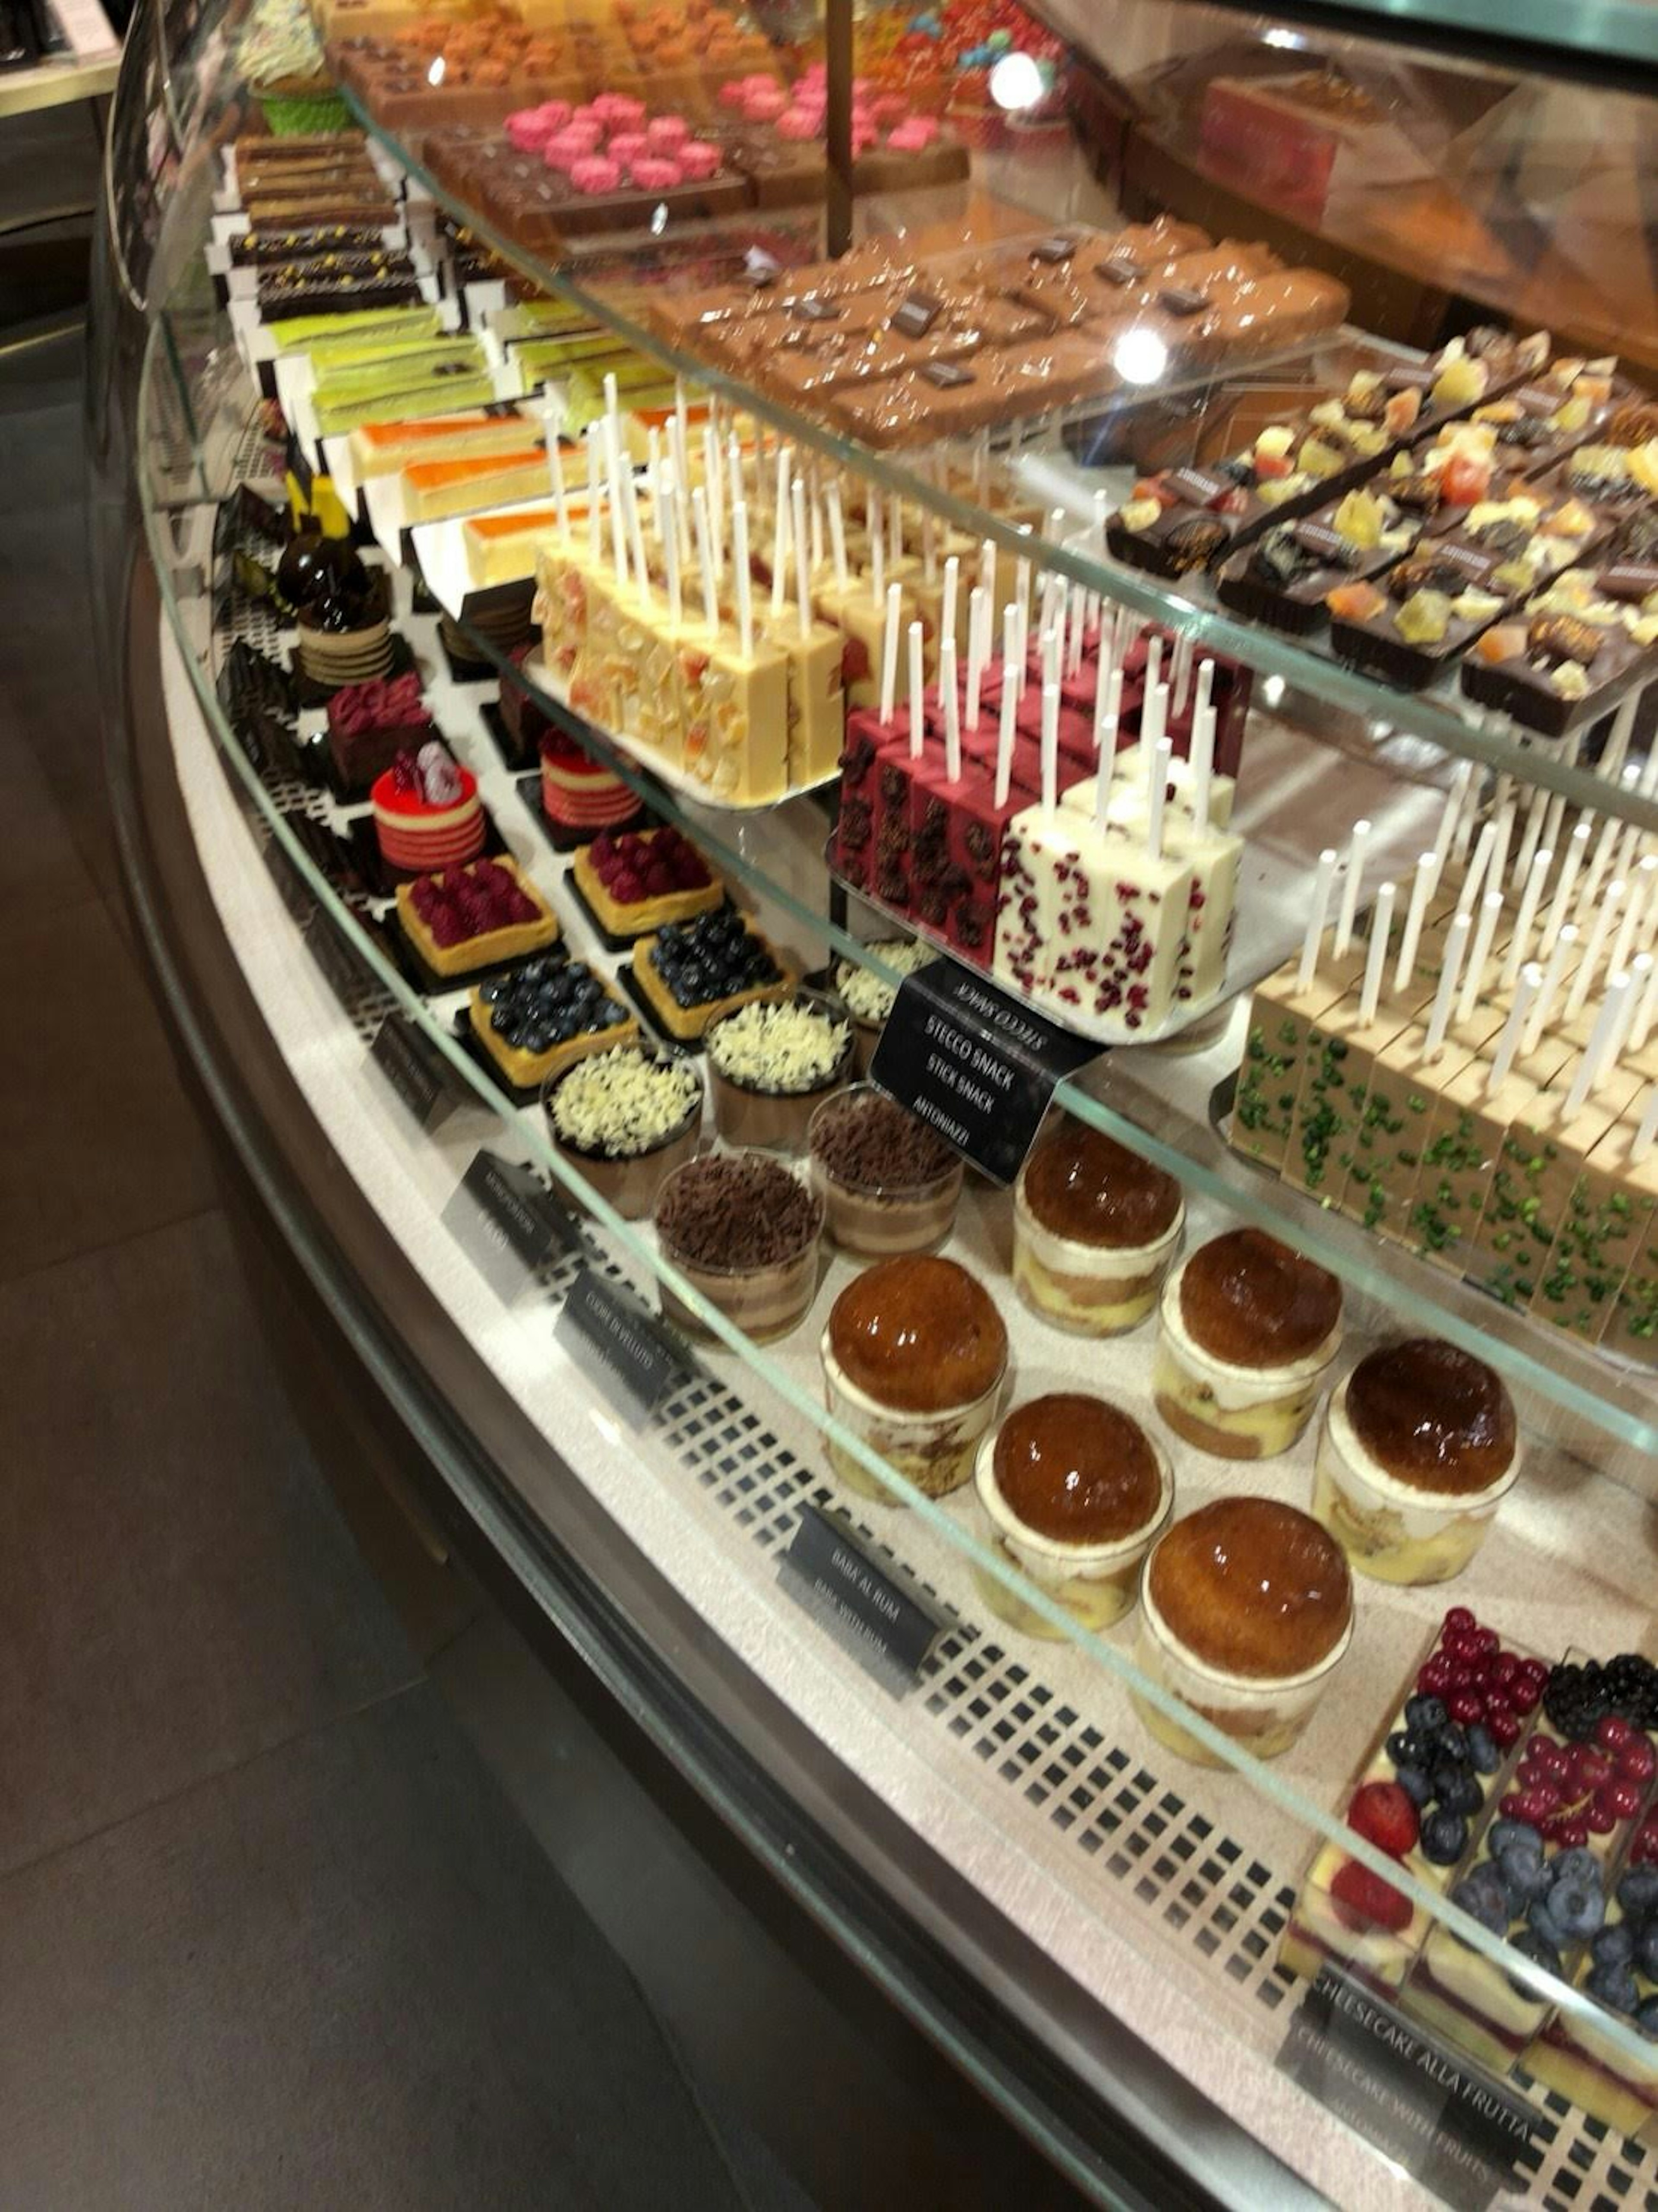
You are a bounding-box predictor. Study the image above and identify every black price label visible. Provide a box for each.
[780,1505,945,1692]
[554,1265,690,1423]
[370,1013,460,1131]
[869,959,1098,1186]
[443,1150,582,1299]
[1278,1968,1535,2212]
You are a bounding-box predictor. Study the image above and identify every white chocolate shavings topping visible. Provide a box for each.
[835,941,930,1023]
[708,1000,851,1094]
[550,1048,700,1157]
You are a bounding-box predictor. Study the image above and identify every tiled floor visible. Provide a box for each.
[0,356,768,2208]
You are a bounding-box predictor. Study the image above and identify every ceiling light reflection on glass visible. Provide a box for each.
[988,51,1045,111]
[1113,327,1168,386]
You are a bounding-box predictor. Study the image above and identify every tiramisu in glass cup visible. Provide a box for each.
[655,1150,823,1344]
[1013,1116,1184,1336]
[1133,1496,1354,1766]
[973,1393,1173,1638]
[1313,1337,1521,1584]
[821,1255,1007,1505]
[1155,1229,1342,1459]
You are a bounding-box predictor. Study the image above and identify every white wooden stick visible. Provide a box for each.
[1359,881,1396,1025]
[1095,669,1124,833]
[1628,954,1658,1057]
[1501,846,1552,989]
[1431,762,1474,887]
[1487,967,1539,1096]
[1457,890,1503,1026]
[1513,781,1550,886]
[1146,737,1171,859]
[1566,879,1625,1022]
[690,485,718,632]
[661,472,681,627]
[1631,1084,1658,1165]
[1424,912,1471,1060]
[1298,850,1338,994]
[1456,821,1497,919]
[1394,852,1437,995]
[941,637,961,782]
[965,584,986,732]
[1544,820,1591,949]
[584,423,602,563]
[1577,813,1622,924]
[1336,818,1372,956]
[1041,681,1060,816]
[1565,973,1631,1117]
[732,500,753,659]
[1523,925,1578,1056]
[907,621,925,760]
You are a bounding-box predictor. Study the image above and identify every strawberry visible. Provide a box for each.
[1348,1780,1419,1859]
[1330,1859,1412,1935]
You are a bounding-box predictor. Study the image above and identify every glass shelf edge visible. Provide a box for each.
[341,87,1658,841]
[138,302,1658,2084]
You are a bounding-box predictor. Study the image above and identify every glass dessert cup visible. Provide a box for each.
[541,1043,704,1223]
[1311,1370,1522,1586]
[1012,1167,1183,1337]
[970,1425,1172,1639]
[808,1084,965,1256]
[705,989,856,1152]
[1130,1563,1354,1768]
[1153,1269,1340,1461]
[655,1151,823,1344]
[822,1354,1004,1507]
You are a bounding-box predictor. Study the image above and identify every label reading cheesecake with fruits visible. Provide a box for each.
[871,959,1099,1186]
[442,1150,585,1302]
[1279,1966,1535,2211]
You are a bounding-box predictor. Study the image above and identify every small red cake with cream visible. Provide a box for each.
[371,743,487,873]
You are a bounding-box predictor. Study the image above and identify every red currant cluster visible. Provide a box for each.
[1501,1719,1657,1847]
[1415,1606,1546,1748]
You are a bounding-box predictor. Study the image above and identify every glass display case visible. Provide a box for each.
[92,0,1658,2196]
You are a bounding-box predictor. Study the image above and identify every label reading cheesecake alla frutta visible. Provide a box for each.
[1278,1967,1535,2211]
[370,1013,462,1130]
[781,1505,946,1692]
[871,959,1099,1185]
[555,1264,693,1423]
[442,1150,585,1301]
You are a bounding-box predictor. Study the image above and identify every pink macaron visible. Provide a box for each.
[675,139,724,180]
[628,155,682,190]
[594,92,645,125]
[743,85,787,121]
[717,77,749,107]
[570,155,623,194]
[606,130,649,164]
[544,127,602,168]
[506,109,555,151]
[645,114,690,149]
[774,107,820,141]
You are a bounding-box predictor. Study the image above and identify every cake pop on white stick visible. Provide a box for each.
[1487,965,1540,1096]
[1501,846,1553,989]
[1565,972,1633,1119]
[1394,852,1437,994]
[1523,924,1578,1055]
[1424,912,1472,1061]
[1566,880,1626,1022]
[1457,890,1504,1026]
[1544,820,1591,949]
[1298,849,1338,994]
[1358,881,1397,1026]
[1336,818,1372,956]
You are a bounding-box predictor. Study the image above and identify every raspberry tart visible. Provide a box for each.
[370,744,487,875]
[395,856,559,981]
[571,824,724,941]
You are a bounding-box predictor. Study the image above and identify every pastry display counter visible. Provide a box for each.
[96,0,1658,2199]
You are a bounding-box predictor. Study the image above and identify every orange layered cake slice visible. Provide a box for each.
[349,411,537,481]
[402,445,551,524]
[396,856,560,979]
[464,504,566,588]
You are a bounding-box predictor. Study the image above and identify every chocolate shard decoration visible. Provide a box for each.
[921,360,975,388]
[791,292,839,322]
[1159,285,1208,317]
[892,289,943,339]
[1029,234,1079,264]
[1096,255,1141,286]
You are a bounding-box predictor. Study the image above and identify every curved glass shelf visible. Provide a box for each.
[136,310,1658,2093]
[339,86,1658,842]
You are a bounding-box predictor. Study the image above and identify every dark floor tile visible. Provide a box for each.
[0,1210,422,1875]
[0,1686,746,2212]
[0,897,218,1280]
[0,723,100,929]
